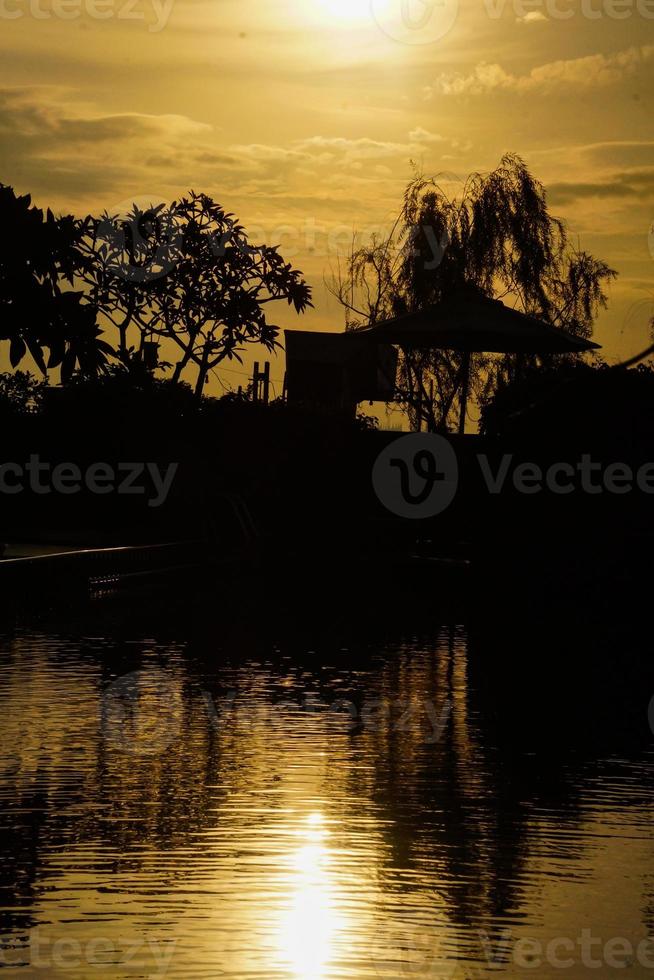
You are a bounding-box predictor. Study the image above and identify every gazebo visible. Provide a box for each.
[284,294,600,430]
[355,294,600,433]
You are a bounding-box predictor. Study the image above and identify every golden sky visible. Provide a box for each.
[1,0,654,389]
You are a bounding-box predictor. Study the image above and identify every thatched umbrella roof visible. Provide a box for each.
[356,295,600,354]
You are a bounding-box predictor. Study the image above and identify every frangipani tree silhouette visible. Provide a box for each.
[79,191,312,396]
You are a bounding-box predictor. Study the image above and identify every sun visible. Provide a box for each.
[317,0,376,24]
[305,0,393,30]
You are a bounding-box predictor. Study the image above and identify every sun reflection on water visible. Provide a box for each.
[278,811,345,980]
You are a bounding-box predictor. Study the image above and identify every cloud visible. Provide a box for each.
[548,169,654,204]
[430,44,654,96]
[581,141,654,170]
[408,127,446,145]
[0,86,217,206]
[230,143,305,164]
[0,86,455,231]
[294,131,446,160]
[0,87,210,144]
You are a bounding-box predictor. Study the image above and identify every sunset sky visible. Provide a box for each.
[1,0,653,391]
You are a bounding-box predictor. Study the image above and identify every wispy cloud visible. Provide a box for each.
[0,86,215,203]
[427,44,654,96]
[0,86,454,221]
[549,169,654,204]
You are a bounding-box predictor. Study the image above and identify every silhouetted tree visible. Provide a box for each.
[330,155,616,430]
[480,358,654,447]
[0,184,113,380]
[79,191,312,397]
[0,370,48,416]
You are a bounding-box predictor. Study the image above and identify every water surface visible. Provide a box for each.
[1,599,653,978]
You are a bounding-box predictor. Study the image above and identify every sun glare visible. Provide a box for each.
[278,812,346,980]
[317,0,379,24]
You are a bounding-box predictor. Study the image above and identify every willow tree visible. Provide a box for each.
[330,155,615,431]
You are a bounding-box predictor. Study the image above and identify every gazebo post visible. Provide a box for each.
[458,350,470,436]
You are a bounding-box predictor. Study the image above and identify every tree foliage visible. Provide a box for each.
[331,155,616,431]
[1,185,311,395]
[0,370,49,415]
[0,184,113,381]
[77,191,312,395]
